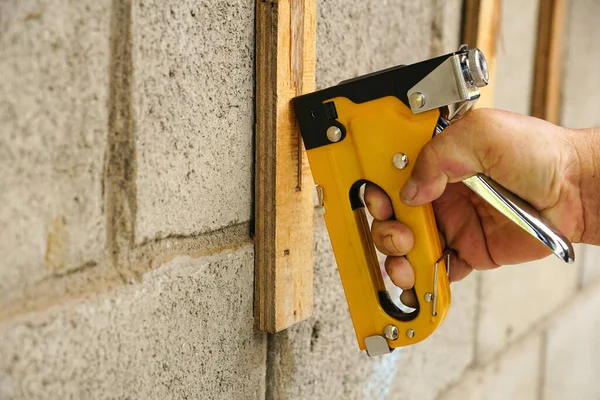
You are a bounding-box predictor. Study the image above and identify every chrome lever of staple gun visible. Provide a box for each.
[407,45,575,263]
[461,173,575,263]
[417,47,575,264]
[440,113,574,263]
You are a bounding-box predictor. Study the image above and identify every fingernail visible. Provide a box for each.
[400,178,418,203]
[383,235,400,254]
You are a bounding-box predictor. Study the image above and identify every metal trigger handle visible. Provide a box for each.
[462,174,575,263]
[435,119,574,263]
[410,45,574,264]
[435,117,575,264]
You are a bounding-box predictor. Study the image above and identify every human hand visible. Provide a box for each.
[365,108,584,304]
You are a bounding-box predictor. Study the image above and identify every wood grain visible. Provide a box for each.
[254,0,316,332]
[531,0,565,124]
[462,0,502,108]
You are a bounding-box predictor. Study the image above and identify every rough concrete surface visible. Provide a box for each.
[561,0,600,286]
[543,285,600,400]
[580,245,600,285]
[476,254,579,363]
[440,334,542,400]
[133,0,255,242]
[562,0,600,128]
[385,272,477,400]
[431,0,463,56]
[0,1,109,305]
[493,0,540,115]
[0,246,266,400]
[315,0,433,90]
[268,216,476,400]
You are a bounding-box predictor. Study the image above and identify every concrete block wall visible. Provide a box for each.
[2,0,600,399]
[1,0,110,314]
[133,0,254,241]
[1,1,261,399]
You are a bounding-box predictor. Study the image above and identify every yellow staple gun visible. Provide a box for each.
[292,46,574,356]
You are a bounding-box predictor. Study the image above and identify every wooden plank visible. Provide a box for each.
[254,0,316,332]
[531,0,565,124]
[462,0,502,108]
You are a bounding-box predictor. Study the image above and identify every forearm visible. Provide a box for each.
[571,127,600,244]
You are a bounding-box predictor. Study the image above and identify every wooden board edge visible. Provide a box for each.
[462,0,502,109]
[531,0,565,124]
[254,0,316,333]
[254,0,278,332]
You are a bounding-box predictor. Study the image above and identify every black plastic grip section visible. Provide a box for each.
[323,101,338,120]
[292,50,462,150]
[378,291,419,321]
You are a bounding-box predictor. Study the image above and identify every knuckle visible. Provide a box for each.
[415,142,440,171]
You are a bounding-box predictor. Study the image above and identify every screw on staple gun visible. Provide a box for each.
[292,45,575,356]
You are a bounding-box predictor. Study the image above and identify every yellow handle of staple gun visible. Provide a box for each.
[293,47,490,355]
[304,96,449,352]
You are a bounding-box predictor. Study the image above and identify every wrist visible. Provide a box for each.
[570,127,600,244]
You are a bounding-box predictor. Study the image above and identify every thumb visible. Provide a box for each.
[400,109,497,206]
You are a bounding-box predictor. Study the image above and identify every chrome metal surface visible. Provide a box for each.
[326,126,342,143]
[434,118,450,136]
[406,329,415,339]
[407,53,481,114]
[447,99,477,121]
[466,48,489,87]
[383,325,399,341]
[392,153,409,169]
[409,92,426,109]
[463,174,575,263]
[365,336,391,356]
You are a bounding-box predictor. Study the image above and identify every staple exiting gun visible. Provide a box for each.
[292,46,574,356]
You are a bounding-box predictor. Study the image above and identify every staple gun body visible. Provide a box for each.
[293,47,574,356]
